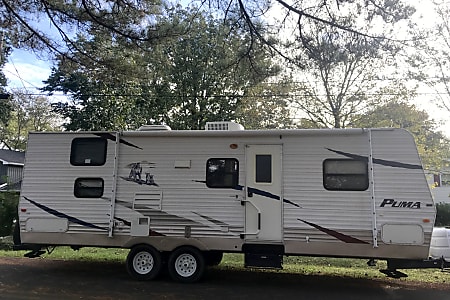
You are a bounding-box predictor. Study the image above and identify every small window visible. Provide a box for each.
[256,154,272,183]
[442,173,450,186]
[206,158,239,188]
[71,138,107,166]
[323,159,369,191]
[74,178,104,198]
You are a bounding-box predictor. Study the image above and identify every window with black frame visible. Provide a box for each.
[323,159,369,191]
[74,178,104,198]
[70,137,107,166]
[255,154,272,183]
[206,158,239,188]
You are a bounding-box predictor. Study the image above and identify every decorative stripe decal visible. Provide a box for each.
[193,212,229,226]
[246,186,301,208]
[113,216,131,227]
[94,133,143,150]
[24,197,107,231]
[298,219,369,244]
[194,180,301,208]
[326,148,422,170]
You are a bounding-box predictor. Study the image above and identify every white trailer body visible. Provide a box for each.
[16,125,436,281]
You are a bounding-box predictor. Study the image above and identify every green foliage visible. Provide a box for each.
[44,6,282,131]
[435,202,450,227]
[0,33,12,130]
[235,78,295,129]
[0,192,19,237]
[0,98,12,131]
[0,90,60,150]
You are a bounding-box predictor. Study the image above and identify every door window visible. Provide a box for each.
[255,154,272,183]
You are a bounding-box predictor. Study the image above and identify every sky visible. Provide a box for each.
[4,49,52,90]
[2,0,450,137]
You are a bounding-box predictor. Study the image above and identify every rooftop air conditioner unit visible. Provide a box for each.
[205,121,244,131]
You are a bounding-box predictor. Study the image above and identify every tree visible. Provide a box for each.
[1,1,416,67]
[409,1,450,113]
[45,7,281,130]
[0,90,60,150]
[0,191,19,237]
[281,0,418,129]
[235,77,295,129]
[0,31,12,133]
[1,0,169,61]
[435,203,450,227]
[209,1,415,67]
[44,19,174,130]
[352,100,450,171]
[155,9,280,129]
[290,30,382,128]
[3,1,418,132]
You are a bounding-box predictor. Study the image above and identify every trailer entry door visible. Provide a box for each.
[244,144,283,242]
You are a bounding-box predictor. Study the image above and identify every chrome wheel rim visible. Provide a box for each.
[133,251,154,275]
[174,253,197,277]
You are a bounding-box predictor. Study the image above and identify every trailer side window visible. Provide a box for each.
[206,158,239,188]
[74,178,104,198]
[323,159,368,191]
[71,138,107,166]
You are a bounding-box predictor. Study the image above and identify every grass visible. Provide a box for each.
[219,253,450,285]
[1,237,449,285]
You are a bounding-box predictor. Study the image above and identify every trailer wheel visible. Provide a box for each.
[168,246,205,283]
[126,245,162,280]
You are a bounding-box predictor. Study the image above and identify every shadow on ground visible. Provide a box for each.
[0,257,449,300]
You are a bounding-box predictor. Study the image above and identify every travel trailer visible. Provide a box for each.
[14,122,441,282]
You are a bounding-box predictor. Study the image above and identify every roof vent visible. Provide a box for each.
[138,125,172,131]
[205,121,244,131]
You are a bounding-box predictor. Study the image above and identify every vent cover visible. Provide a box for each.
[138,125,172,131]
[205,121,244,131]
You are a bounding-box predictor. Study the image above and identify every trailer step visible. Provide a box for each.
[243,244,284,269]
[244,253,283,268]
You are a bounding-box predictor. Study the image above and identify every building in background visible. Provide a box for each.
[427,159,450,204]
[0,149,25,191]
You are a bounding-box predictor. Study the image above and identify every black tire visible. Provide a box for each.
[126,245,162,281]
[204,251,223,266]
[168,246,205,283]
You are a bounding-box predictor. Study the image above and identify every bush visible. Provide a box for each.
[435,202,450,227]
[0,192,19,237]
